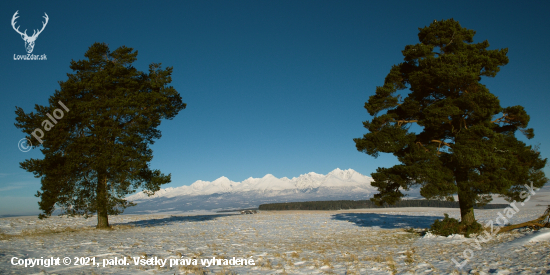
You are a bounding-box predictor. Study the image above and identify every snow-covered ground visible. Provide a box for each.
[1,204,549,274]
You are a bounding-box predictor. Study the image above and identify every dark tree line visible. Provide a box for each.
[259,200,509,211]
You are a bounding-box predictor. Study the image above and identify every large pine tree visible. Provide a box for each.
[15,43,186,228]
[354,19,547,226]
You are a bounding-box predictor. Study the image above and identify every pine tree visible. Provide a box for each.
[15,43,186,228]
[354,19,547,226]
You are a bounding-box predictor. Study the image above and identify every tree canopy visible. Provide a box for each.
[354,19,547,225]
[15,42,186,228]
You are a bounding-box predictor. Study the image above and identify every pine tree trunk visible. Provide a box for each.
[458,190,476,225]
[456,168,476,226]
[96,174,110,229]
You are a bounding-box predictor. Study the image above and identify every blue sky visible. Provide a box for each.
[1,1,549,216]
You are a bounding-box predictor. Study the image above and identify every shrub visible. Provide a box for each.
[430,214,483,237]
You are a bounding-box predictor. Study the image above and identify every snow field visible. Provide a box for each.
[0,206,549,274]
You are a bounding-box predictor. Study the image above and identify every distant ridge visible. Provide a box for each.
[127,168,374,200]
[125,168,382,214]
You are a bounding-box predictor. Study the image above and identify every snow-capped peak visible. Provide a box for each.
[127,168,374,201]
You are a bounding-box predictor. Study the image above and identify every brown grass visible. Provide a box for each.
[386,255,397,274]
[178,263,208,274]
[111,224,135,230]
[0,222,138,241]
[0,226,97,240]
[404,248,415,265]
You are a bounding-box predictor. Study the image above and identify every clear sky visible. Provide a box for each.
[1,1,549,216]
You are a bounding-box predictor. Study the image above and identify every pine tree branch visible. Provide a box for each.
[491,114,512,124]
[397,119,418,126]
[431,140,452,154]
[497,205,550,234]
[415,142,429,152]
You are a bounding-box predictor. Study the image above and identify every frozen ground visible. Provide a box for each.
[1,205,549,274]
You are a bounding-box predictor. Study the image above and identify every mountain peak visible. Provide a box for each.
[213,176,230,182]
[128,168,373,201]
[327,168,357,178]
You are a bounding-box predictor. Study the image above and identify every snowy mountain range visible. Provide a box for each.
[125,168,381,214]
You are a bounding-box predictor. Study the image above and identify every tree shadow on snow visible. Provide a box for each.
[112,214,237,228]
[331,212,443,229]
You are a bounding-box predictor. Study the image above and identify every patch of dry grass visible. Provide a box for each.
[404,248,415,265]
[214,267,238,275]
[0,221,139,241]
[178,263,208,274]
[321,256,333,268]
[386,255,397,274]
[0,226,98,240]
[111,224,135,230]
[256,257,274,269]
[364,255,385,263]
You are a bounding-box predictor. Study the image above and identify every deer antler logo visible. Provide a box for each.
[11,10,49,54]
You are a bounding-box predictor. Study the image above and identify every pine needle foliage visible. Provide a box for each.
[354,19,547,225]
[14,43,186,228]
